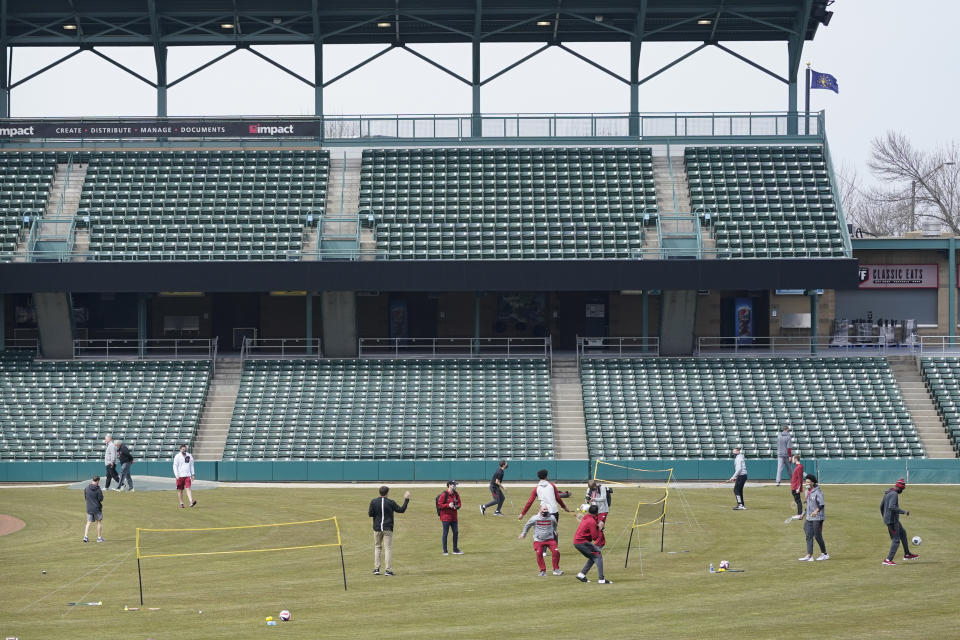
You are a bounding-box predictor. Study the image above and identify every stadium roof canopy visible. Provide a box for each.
[0,1,833,124]
[2,1,827,46]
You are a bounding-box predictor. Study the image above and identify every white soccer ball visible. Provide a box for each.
[279,609,291,622]
[912,536,922,546]
[719,560,729,570]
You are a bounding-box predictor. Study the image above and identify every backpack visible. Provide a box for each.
[435,493,443,516]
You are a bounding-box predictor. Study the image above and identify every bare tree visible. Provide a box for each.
[837,164,911,237]
[866,131,959,234]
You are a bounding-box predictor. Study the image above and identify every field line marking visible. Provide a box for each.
[19,551,130,613]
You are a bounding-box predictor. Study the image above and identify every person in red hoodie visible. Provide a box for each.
[438,480,463,555]
[573,504,611,584]
[788,454,805,521]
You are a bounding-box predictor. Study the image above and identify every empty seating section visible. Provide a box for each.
[360,147,656,259]
[581,357,921,459]
[225,358,553,459]
[0,352,210,460]
[78,150,329,260]
[920,357,960,455]
[685,146,844,258]
[0,152,57,255]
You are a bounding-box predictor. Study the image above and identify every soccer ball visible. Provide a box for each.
[575,503,590,520]
[912,536,922,546]
[279,610,291,622]
[719,560,730,570]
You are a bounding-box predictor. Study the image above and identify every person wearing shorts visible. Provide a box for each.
[173,444,197,508]
[83,475,104,543]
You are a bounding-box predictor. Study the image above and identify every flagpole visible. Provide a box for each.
[804,62,811,135]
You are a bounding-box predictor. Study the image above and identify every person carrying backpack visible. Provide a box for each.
[437,480,463,556]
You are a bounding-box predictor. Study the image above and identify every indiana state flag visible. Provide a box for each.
[810,69,839,93]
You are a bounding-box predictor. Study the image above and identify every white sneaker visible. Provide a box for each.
[598,579,613,584]
[792,515,803,520]
[538,570,546,577]
[575,573,589,583]
[798,555,813,562]
[552,569,564,576]
[816,553,830,561]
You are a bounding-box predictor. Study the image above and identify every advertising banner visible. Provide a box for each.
[0,119,323,140]
[734,297,753,345]
[857,264,937,289]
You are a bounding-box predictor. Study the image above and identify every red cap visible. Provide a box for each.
[895,478,906,489]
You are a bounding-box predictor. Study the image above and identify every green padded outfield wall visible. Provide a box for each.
[1,459,958,483]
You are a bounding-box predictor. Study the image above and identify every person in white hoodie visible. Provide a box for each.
[723,446,748,510]
[173,444,197,508]
[518,469,571,544]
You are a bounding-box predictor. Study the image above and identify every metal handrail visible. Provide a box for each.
[695,335,894,356]
[358,337,552,359]
[919,336,960,354]
[73,338,217,359]
[240,337,323,360]
[576,337,661,364]
[2,339,41,354]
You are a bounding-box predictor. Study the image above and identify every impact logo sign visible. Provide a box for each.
[0,125,36,137]
[248,123,296,135]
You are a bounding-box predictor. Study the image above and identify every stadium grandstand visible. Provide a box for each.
[0,0,957,484]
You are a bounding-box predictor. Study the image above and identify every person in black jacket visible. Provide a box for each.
[82,475,104,543]
[116,439,135,492]
[881,478,918,565]
[369,486,410,576]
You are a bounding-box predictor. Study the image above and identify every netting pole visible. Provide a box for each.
[660,515,665,553]
[137,557,144,606]
[339,545,347,591]
[624,527,635,568]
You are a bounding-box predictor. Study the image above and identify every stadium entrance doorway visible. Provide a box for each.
[554,293,608,350]
[211,293,259,351]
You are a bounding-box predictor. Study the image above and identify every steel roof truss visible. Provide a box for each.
[7,47,82,89]
[637,42,707,86]
[321,44,393,88]
[713,42,787,84]
[641,12,715,39]
[724,9,797,37]
[479,10,556,41]
[399,12,472,39]
[89,48,157,88]
[400,44,470,86]
[166,46,241,89]
[479,42,550,86]
[245,46,315,87]
[562,11,636,39]
[556,43,628,85]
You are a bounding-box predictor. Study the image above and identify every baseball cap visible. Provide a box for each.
[895,478,906,489]
[446,480,457,487]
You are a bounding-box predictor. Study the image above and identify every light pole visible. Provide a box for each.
[911,161,956,232]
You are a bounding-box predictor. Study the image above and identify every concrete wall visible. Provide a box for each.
[321,291,358,357]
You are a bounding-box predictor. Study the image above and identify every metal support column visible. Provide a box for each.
[137,293,148,357]
[471,39,481,137]
[0,293,5,351]
[306,292,314,355]
[474,292,481,354]
[808,290,818,355]
[155,46,167,117]
[628,36,640,137]
[641,290,649,353]
[0,46,8,118]
[314,41,324,126]
[949,238,956,344]
[787,42,800,135]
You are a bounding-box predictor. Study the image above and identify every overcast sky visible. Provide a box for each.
[6,0,959,179]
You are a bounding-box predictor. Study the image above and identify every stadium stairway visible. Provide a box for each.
[321,152,363,256]
[192,355,242,461]
[45,162,87,218]
[550,355,589,459]
[890,356,957,458]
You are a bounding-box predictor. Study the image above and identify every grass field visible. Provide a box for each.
[1,481,958,640]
